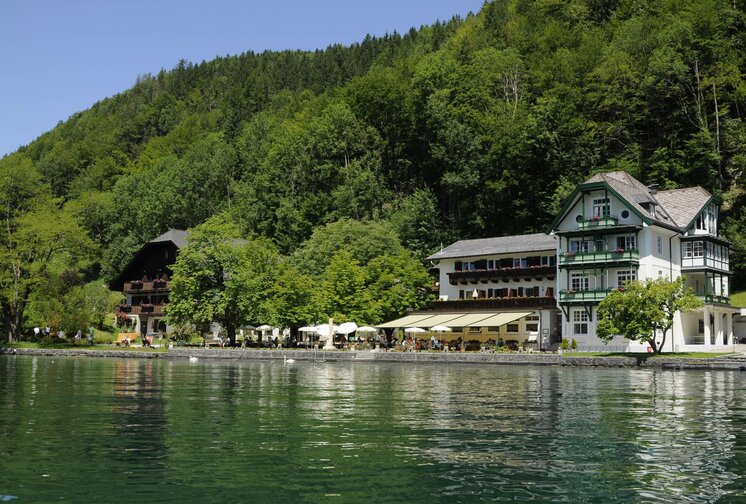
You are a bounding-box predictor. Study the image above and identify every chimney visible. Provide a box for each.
[647,183,659,195]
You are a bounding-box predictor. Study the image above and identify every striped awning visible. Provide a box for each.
[377,311,534,329]
[377,314,439,329]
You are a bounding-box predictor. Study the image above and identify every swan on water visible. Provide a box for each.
[189,356,198,363]
[284,355,295,365]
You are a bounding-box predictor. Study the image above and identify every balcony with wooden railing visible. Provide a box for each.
[559,289,612,303]
[447,266,556,285]
[559,249,639,267]
[123,280,171,293]
[577,215,619,229]
[695,293,731,306]
[117,303,168,315]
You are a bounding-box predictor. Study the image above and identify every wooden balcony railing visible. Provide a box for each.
[118,304,168,315]
[123,280,171,293]
[559,249,639,267]
[559,289,612,303]
[448,266,556,285]
[696,293,730,305]
[577,215,619,229]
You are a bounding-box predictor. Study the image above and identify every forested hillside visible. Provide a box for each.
[2,0,746,339]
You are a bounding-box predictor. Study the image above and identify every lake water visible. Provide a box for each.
[1,355,746,503]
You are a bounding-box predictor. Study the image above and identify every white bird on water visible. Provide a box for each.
[284,355,295,365]
[189,356,198,363]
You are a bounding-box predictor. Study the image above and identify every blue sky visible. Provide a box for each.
[0,1,484,157]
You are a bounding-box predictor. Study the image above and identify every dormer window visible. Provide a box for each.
[592,198,610,218]
[695,204,717,234]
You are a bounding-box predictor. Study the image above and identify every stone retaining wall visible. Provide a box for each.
[3,347,746,370]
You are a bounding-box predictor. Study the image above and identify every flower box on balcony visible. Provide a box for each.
[140,304,154,313]
[129,280,143,289]
[153,280,167,289]
[119,304,132,313]
[613,248,625,254]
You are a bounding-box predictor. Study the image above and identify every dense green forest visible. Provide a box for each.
[2,0,746,340]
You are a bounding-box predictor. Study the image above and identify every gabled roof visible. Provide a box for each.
[109,229,188,290]
[654,187,712,230]
[426,233,556,261]
[547,171,712,233]
[149,229,189,249]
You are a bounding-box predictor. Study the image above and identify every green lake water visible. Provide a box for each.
[1,355,746,503]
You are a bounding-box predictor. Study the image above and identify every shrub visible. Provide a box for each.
[559,338,570,350]
[571,338,577,350]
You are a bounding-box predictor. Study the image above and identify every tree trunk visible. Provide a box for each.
[227,323,236,347]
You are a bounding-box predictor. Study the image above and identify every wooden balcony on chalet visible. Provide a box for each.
[447,265,556,285]
[429,296,557,311]
[559,249,639,268]
[123,280,171,293]
[118,303,168,315]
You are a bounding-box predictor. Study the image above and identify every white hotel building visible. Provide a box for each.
[547,171,735,351]
[407,171,737,352]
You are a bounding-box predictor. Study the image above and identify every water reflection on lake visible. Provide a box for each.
[1,355,745,503]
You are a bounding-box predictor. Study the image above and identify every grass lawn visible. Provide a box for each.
[563,351,735,358]
[730,291,746,308]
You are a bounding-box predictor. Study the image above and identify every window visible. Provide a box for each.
[693,241,703,258]
[569,240,591,253]
[657,236,663,255]
[506,324,519,333]
[698,319,704,334]
[526,323,539,332]
[573,310,588,335]
[621,210,630,219]
[683,242,693,258]
[592,198,610,218]
[570,272,589,291]
[617,270,636,288]
[616,235,636,250]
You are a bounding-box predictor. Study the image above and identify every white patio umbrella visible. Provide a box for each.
[298,326,317,332]
[337,322,358,335]
[315,323,338,341]
[356,326,377,333]
[404,327,426,334]
[431,325,452,333]
[256,324,273,331]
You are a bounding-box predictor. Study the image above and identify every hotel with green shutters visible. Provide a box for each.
[547,171,735,351]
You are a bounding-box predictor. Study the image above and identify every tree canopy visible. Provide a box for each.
[596,277,703,353]
[3,0,746,339]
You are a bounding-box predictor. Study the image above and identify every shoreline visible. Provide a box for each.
[3,347,746,371]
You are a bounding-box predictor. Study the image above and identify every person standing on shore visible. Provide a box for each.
[87,326,95,346]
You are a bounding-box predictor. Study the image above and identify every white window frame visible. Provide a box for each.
[693,241,703,258]
[656,235,663,255]
[570,272,590,291]
[592,198,610,218]
[616,270,636,288]
[573,310,588,335]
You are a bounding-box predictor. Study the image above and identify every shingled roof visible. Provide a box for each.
[426,233,556,261]
[149,229,189,249]
[654,187,712,229]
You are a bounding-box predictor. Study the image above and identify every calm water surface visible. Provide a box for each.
[1,355,746,503]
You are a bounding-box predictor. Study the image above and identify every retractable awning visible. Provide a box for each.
[467,312,533,327]
[377,311,535,330]
[377,314,439,329]
[416,313,470,328]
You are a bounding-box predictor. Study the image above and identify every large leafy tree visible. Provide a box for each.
[168,216,280,345]
[597,277,702,353]
[0,200,94,342]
